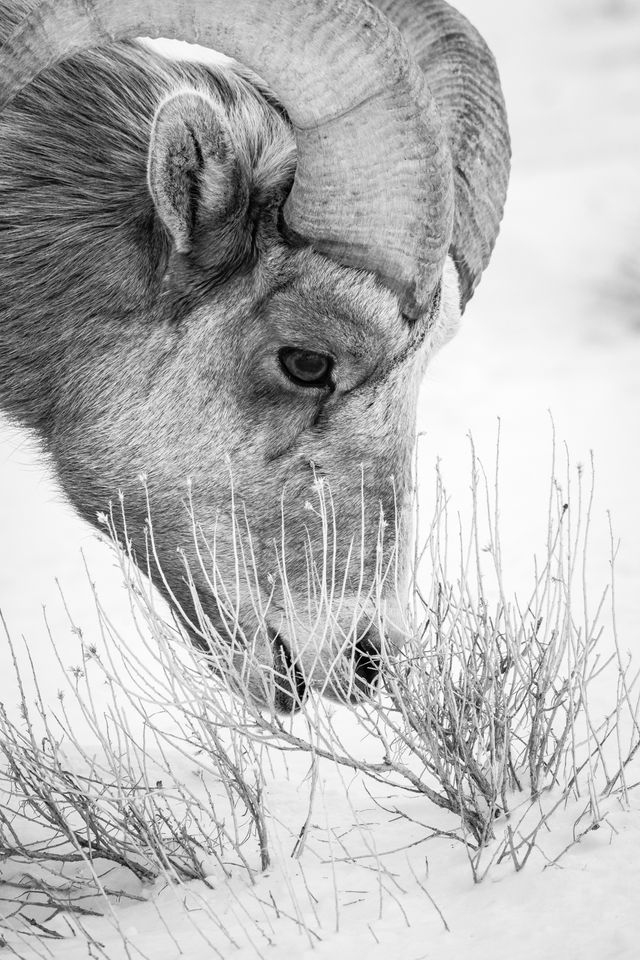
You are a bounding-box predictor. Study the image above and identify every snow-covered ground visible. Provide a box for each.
[1,0,640,956]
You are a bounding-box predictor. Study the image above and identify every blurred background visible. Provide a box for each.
[1,0,639,697]
[422,0,640,638]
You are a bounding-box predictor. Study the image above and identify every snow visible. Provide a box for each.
[1,0,640,957]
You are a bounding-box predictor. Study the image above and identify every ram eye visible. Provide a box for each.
[279,348,333,387]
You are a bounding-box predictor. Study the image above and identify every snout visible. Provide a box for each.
[268,625,382,712]
[269,610,406,711]
[348,627,383,695]
[196,612,383,714]
[271,629,309,712]
[202,597,407,714]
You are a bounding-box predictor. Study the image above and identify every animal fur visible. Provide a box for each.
[0,3,461,708]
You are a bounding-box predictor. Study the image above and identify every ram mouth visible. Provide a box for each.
[270,629,309,713]
[268,627,382,713]
[351,632,382,693]
[182,596,383,713]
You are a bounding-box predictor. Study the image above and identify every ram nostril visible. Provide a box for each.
[352,631,382,690]
[271,631,308,713]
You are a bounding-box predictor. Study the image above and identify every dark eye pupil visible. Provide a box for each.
[293,353,325,377]
[279,348,332,386]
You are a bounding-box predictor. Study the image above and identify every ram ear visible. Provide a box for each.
[148,90,248,257]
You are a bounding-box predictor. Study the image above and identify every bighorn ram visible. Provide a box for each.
[0,0,510,710]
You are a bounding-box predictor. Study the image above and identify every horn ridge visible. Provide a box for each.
[0,0,456,317]
[374,0,511,310]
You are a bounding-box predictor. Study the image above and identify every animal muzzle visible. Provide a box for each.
[271,629,309,713]
[268,610,404,713]
[269,629,382,714]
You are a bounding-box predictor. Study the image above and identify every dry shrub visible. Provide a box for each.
[73,434,640,870]
[0,604,269,946]
[1,430,638,950]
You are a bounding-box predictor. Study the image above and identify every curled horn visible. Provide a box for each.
[376,0,511,310]
[0,0,456,320]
